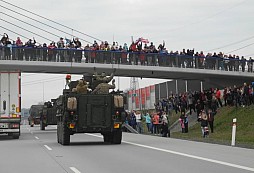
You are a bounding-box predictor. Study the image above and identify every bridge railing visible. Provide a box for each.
[0,46,253,72]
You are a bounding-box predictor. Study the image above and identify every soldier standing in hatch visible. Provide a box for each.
[92,70,115,90]
[94,71,114,83]
[91,79,115,94]
[76,79,88,94]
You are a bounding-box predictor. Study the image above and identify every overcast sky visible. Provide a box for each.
[0,0,253,108]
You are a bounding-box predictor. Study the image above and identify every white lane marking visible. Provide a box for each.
[86,134,254,172]
[70,167,81,173]
[34,136,39,140]
[44,145,52,151]
[124,141,254,172]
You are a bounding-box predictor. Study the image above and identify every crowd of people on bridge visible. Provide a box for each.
[1,33,254,73]
[125,82,254,138]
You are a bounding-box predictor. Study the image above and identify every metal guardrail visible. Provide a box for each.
[122,123,139,134]
[0,46,253,72]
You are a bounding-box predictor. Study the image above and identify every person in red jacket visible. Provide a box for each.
[129,39,139,65]
[215,88,223,107]
[152,112,160,135]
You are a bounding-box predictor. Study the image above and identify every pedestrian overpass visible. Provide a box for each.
[0,60,253,87]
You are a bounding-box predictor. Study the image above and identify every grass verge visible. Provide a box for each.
[171,105,254,149]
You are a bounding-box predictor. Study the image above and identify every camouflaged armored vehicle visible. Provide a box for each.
[56,73,126,145]
[40,99,58,130]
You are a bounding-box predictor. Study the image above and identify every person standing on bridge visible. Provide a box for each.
[15,37,24,61]
[73,37,82,48]
[57,37,65,62]
[129,40,139,65]
[47,42,56,62]
[1,33,9,45]
[241,56,246,72]
[247,57,253,73]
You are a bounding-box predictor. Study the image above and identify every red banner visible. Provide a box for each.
[145,86,150,99]
[150,85,155,92]
[135,89,140,108]
[141,88,146,105]
[128,90,132,96]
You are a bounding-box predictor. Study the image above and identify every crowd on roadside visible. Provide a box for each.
[1,33,254,72]
[126,82,254,138]
[124,110,170,137]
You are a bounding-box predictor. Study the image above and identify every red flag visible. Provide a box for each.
[136,37,149,44]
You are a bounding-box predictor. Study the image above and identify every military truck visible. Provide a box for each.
[40,99,58,130]
[28,105,43,127]
[56,73,126,145]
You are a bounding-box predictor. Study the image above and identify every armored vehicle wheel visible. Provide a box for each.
[61,121,70,145]
[57,121,61,143]
[40,121,45,130]
[111,130,122,144]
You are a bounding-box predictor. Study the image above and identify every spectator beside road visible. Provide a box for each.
[134,111,143,134]
[179,112,185,133]
[129,111,136,130]
[144,112,152,133]
[198,110,209,138]
[211,95,218,113]
[215,88,223,107]
[195,99,204,119]
[187,92,195,115]
[161,111,169,137]
[207,109,215,133]
[152,112,160,135]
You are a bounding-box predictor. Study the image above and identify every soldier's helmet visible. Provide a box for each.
[101,72,106,77]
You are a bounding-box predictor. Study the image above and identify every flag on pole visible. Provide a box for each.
[136,37,149,44]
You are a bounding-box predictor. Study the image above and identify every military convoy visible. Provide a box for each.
[40,99,58,130]
[28,105,43,127]
[56,71,126,145]
[28,100,57,130]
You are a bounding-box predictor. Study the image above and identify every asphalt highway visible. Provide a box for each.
[0,124,253,173]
